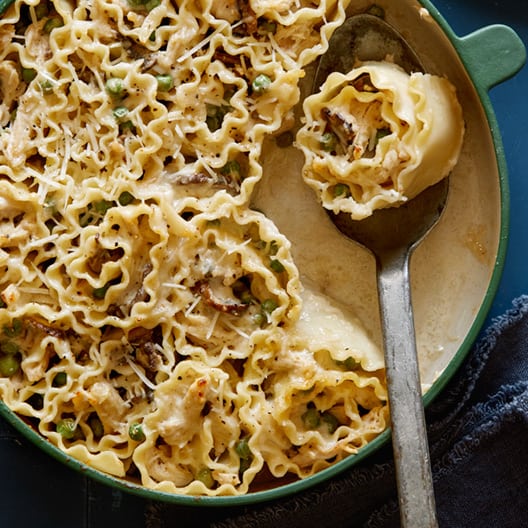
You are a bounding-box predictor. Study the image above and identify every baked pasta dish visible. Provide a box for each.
[0,0,462,496]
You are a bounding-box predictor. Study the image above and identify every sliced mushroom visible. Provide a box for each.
[170,169,241,196]
[239,0,258,35]
[119,36,158,71]
[86,242,124,275]
[26,317,65,339]
[192,279,248,316]
[173,172,214,185]
[128,263,153,306]
[321,107,356,150]
[128,325,162,373]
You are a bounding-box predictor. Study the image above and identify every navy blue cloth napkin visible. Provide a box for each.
[2,295,528,527]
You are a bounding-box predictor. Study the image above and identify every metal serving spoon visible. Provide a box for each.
[314,13,444,528]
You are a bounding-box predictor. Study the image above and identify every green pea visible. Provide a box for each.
[261,299,278,314]
[105,77,124,98]
[253,239,267,251]
[128,422,146,442]
[320,132,337,152]
[252,312,265,326]
[39,79,54,95]
[56,418,77,439]
[92,284,109,300]
[220,160,241,179]
[239,456,251,475]
[268,240,279,256]
[269,259,285,273]
[223,85,236,103]
[232,278,253,304]
[35,2,49,20]
[43,16,63,34]
[206,104,229,132]
[236,438,254,474]
[333,183,351,198]
[144,0,161,10]
[196,467,215,488]
[235,438,252,460]
[119,120,135,133]
[0,355,20,377]
[22,68,37,83]
[255,298,279,327]
[238,292,253,305]
[155,74,174,92]
[1,341,19,355]
[52,371,67,387]
[301,407,320,429]
[113,106,129,121]
[128,0,160,10]
[258,20,277,35]
[321,411,340,434]
[118,191,135,206]
[343,357,359,370]
[376,128,391,141]
[89,415,104,438]
[3,318,23,338]
[94,199,114,215]
[252,74,272,95]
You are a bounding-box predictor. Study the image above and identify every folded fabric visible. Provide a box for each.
[144,295,528,528]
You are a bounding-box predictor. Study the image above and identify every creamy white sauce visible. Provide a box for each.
[254,119,499,387]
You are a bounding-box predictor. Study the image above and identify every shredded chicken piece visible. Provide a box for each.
[24,22,52,63]
[210,0,241,23]
[157,377,208,447]
[0,61,21,126]
[22,344,55,383]
[144,448,194,486]
[86,381,129,433]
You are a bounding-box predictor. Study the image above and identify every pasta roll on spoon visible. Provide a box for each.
[297,61,464,219]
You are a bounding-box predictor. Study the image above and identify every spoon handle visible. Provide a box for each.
[377,251,438,528]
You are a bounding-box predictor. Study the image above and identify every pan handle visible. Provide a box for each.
[454,25,526,92]
[0,0,14,16]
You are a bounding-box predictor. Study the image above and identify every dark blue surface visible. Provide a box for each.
[0,2,526,527]
[438,0,528,323]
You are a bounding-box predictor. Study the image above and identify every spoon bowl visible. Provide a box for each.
[330,177,449,259]
[313,12,447,527]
